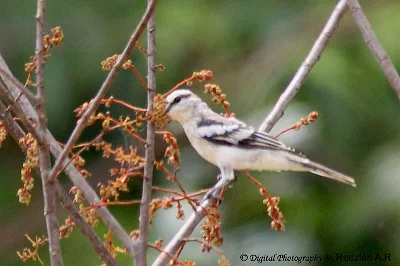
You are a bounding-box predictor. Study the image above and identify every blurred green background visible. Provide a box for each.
[1,0,399,265]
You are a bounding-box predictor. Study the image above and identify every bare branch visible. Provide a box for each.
[136,1,156,265]
[346,0,400,99]
[0,56,135,257]
[258,0,348,133]
[34,1,63,265]
[47,0,158,184]
[0,101,119,266]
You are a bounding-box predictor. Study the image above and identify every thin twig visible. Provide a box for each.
[258,0,348,133]
[136,1,157,265]
[0,101,119,266]
[47,0,158,184]
[34,1,63,265]
[346,0,400,99]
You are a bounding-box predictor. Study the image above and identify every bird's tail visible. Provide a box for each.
[287,153,356,187]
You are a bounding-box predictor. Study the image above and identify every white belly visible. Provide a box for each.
[184,127,304,172]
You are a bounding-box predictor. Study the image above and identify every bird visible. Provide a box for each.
[164,89,356,201]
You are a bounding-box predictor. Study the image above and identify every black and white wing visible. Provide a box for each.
[196,117,356,187]
[197,117,287,150]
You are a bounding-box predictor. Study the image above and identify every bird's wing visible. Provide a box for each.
[197,116,287,150]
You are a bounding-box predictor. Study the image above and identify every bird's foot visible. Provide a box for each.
[216,173,238,183]
[200,187,222,205]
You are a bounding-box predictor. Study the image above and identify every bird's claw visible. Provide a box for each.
[200,187,222,205]
[216,173,238,183]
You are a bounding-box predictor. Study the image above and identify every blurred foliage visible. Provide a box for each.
[1,0,399,265]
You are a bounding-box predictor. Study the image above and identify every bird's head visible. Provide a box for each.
[165,89,204,124]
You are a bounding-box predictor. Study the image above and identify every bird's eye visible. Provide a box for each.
[173,96,181,103]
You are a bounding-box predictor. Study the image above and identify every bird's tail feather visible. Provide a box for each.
[288,154,356,187]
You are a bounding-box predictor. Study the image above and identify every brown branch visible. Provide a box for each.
[258,0,348,133]
[0,101,119,266]
[34,1,63,265]
[47,0,158,185]
[0,56,135,258]
[136,1,157,265]
[346,0,400,99]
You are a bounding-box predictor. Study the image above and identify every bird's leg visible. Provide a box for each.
[201,167,234,204]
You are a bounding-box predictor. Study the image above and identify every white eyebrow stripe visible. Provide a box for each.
[198,124,240,137]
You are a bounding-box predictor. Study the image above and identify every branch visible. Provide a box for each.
[346,0,400,99]
[47,0,158,184]
[0,101,119,266]
[258,0,348,133]
[0,56,134,257]
[136,1,156,265]
[34,1,64,265]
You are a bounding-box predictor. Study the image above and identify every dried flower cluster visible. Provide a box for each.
[201,206,223,252]
[130,229,140,240]
[294,111,318,130]
[24,26,64,87]
[72,154,91,178]
[69,186,84,203]
[43,26,64,50]
[73,99,94,118]
[104,230,126,258]
[191,70,213,83]
[17,234,48,266]
[0,121,7,147]
[98,167,141,202]
[263,196,285,231]
[79,204,99,227]
[161,131,180,167]
[17,133,38,205]
[148,197,174,225]
[275,111,319,138]
[59,216,75,238]
[171,259,197,266]
[101,54,121,72]
[149,94,168,128]
[204,84,232,116]
[101,54,149,90]
[165,69,213,96]
[243,171,286,231]
[154,239,163,250]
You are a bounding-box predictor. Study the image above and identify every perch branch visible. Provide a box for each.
[258,0,348,133]
[346,0,400,99]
